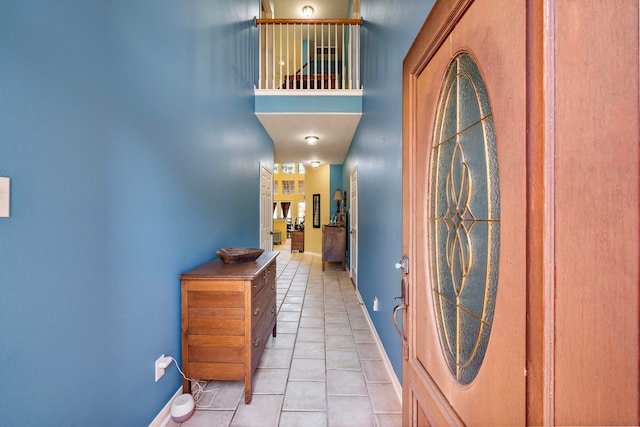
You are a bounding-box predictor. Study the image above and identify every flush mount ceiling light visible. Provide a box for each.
[310,161,320,168]
[305,135,319,145]
[302,5,314,18]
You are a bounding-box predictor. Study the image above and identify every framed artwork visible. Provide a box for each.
[313,194,320,228]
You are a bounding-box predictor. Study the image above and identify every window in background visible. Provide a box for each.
[298,180,305,194]
[298,163,306,174]
[282,163,296,174]
[282,180,295,195]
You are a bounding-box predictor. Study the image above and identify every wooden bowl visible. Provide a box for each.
[216,247,265,264]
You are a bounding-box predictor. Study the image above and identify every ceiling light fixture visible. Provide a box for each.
[305,135,319,145]
[310,161,320,168]
[302,5,314,18]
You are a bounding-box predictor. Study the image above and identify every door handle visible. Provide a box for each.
[392,302,406,338]
[392,277,409,360]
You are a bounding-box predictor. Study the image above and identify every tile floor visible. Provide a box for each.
[169,240,402,427]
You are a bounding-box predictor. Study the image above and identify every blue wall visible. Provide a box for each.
[0,1,271,425]
[343,0,435,379]
[330,165,344,218]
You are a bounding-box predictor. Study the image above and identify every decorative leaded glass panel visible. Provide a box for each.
[428,52,500,385]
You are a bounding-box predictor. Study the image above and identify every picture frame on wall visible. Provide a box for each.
[313,194,320,228]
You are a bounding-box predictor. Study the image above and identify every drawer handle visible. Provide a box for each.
[254,307,260,316]
[271,305,276,313]
[271,282,275,290]
[253,338,260,347]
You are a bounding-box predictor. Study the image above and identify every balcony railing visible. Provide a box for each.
[255,18,362,90]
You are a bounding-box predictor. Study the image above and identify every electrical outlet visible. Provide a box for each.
[373,297,379,311]
[155,354,166,382]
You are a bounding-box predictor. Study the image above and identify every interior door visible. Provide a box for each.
[401,0,526,424]
[259,162,273,251]
[349,167,358,286]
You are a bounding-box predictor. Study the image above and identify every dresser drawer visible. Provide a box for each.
[251,285,276,331]
[188,306,244,336]
[251,260,276,298]
[250,305,276,371]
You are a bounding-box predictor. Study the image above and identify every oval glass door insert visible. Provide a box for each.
[428,52,500,385]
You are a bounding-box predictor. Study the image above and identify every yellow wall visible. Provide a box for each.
[304,164,330,254]
[273,218,287,243]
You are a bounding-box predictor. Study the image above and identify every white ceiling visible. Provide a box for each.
[256,112,362,165]
[259,0,359,167]
[272,0,353,20]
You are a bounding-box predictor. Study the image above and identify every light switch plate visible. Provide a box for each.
[0,177,10,217]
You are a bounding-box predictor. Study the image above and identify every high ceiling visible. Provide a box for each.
[272,0,353,19]
[258,0,360,168]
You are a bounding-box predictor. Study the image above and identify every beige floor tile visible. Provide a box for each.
[265,332,296,349]
[283,295,304,304]
[293,340,326,358]
[326,334,356,350]
[327,395,374,427]
[289,358,326,381]
[299,316,325,328]
[301,306,325,317]
[325,311,350,324]
[326,349,361,370]
[276,321,299,334]
[348,316,370,330]
[356,342,383,360]
[366,382,402,414]
[252,368,289,394]
[327,369,367,396]
[277,311,301,322]
[325,322,353,336]
[375,413,403,427]
[179,409,234,427]
[282,381,327,411]
[257,348,293,369]
[352,328,376,343]
[230,394,283,427]
[279,411,327,427]
[194,381,243,411]
[361,359,392,382]
[296,327,325,342]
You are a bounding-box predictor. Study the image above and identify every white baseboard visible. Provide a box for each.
[149,387,182,427]
[354,287,403,401]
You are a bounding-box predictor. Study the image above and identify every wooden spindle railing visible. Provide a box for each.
[255,18,362,90]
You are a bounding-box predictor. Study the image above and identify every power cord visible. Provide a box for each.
[165,356,220,409]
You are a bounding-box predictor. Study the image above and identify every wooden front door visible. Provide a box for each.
[401,0,527,424]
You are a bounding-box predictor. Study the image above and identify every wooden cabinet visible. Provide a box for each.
[322,225,346,271]
[179,251,278,404]
[290,230,304,252]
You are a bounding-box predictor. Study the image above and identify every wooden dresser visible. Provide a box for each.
[290,230,304,252]
[322,225,346,271]
[179,251,278,404]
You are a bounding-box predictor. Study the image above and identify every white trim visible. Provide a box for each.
[148,387,182,427]
[255,88,363,96]
[354,287,403,401]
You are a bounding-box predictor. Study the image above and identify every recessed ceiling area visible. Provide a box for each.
[256,113,362,165]
[272,0,355,20]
